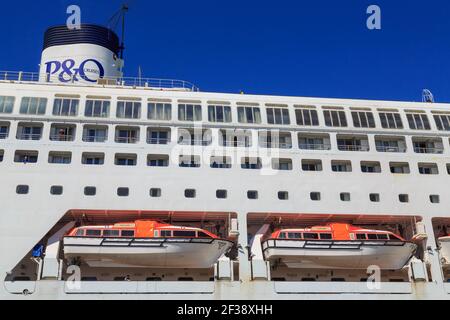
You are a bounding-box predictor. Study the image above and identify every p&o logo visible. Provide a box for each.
[45,58,105,83]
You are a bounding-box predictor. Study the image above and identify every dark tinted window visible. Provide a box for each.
[377,234,389,240]
[173,230,196,237]
[16,185,29,194]
[121,230,135,237]
[288,232,301,239]
[197,231,211,238]
[320,233,332,240]
[356,233,367,240]
[84,186,96,196]
[86,230,101,236]
[303,233,319,239]
[50,185,63,195]
[117,187,129,197]
[103,230,120,237]
[247,190,258,199]
[160,230,171,237]
[367,234,377,240]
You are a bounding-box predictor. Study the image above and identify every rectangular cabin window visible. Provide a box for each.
[0,150,4,162]
[208,105,232,123]
[20,97,47,115]
[160,230,172,237]
[53,98,79,116]
[379,112,403,129]
[320,233,332,240]
[220,129,252,147]
[0,96,15,113]
[82,153,104,165]
[17,124,42,140]
[103,230,120,237]
[259,131,292,149]
[0,123,9,139]
[121,230,135,237]
[323,110,347,127]
[406,113,431,130]
[356,234,367,240]
[179,155,201,168]
[173,230,196,237]
[433,114,450,131]
[49,152,72,164]
[351,111,375,128]
[148,154,169,167]
[75,229,84,236]
[14,150,38,163]
[367,234,378,240]
[390,162,410,174]
[295,108,319,126]
[148,103,172,120]
[147,128,170,144]
[241,157,262,170]
[331,160,352,172]
[116,127,139,144]
[302,159,322,171]
[418,163,439,175]
[211,156,232,169]
[197,231,211,238]
[279,232,287,239]
[115,154,137,166]
[389,234,401,241]
[85,100,110,118]
[83,126,108,143]
[117,101,141,119]
[178,104,202,121]
[50,124,76,142]
[377,234,389,240]
[288,232,302,239]
[86,230,101,237]
[266,107,290,125]
[272,158,293,171]
[303,233,319,239]
[237,106,261,124]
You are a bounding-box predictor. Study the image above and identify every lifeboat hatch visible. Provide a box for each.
[5,210,238,286]
[247,213,424,283]
[432,218,450,282]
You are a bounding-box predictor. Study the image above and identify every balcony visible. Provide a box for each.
[147,128,171,145]
[258,131,292,149]
[375,136,407,153]
[50,124,76,142]
[83,126,108,143]
[412,137,444,154]
[220,129,252,147]
[115,127,140,144]
[0,123,9,139]
[17,124,43,141]
[298,133,331,151]
[337,135,369,152]
[178,128,211,146]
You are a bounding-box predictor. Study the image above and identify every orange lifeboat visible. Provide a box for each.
[262,223,417,270]
[63,220,234,268]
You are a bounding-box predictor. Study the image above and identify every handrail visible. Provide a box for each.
[0,70,200,92]
[262,238,408,251]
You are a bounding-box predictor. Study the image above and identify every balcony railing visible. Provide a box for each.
[17,133,41,140]
[116,137,139,144]
[376,145,406,153]
[0,71,200,92]
[147,137,170,145]
[83,135,107,143]
[414,147,444,154]
[222,140,251,147]
[337,144,369,151]
[299,143,331,151]
[0,132,8,139]
[50,134,74,142]
[259,142,292,149]
[178,138,211,146]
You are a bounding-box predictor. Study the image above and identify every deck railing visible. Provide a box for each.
[0,71,200,92]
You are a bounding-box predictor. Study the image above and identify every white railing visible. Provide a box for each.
[0,71,200,92]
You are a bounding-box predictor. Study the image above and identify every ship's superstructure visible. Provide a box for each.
[0,24,450,300]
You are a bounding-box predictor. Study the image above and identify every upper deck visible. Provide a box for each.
[0,70,449,139]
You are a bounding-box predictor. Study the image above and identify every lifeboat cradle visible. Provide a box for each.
[64,236,234,269]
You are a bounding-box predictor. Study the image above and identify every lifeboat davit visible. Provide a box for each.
[438,235,450,266]
[63,220,234,268]
[262,223,417,270]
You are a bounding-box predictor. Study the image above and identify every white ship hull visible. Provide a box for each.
[262,240,417,269]
[64,237,233,268]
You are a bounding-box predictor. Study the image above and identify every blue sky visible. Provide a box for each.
[1,1,450,102]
